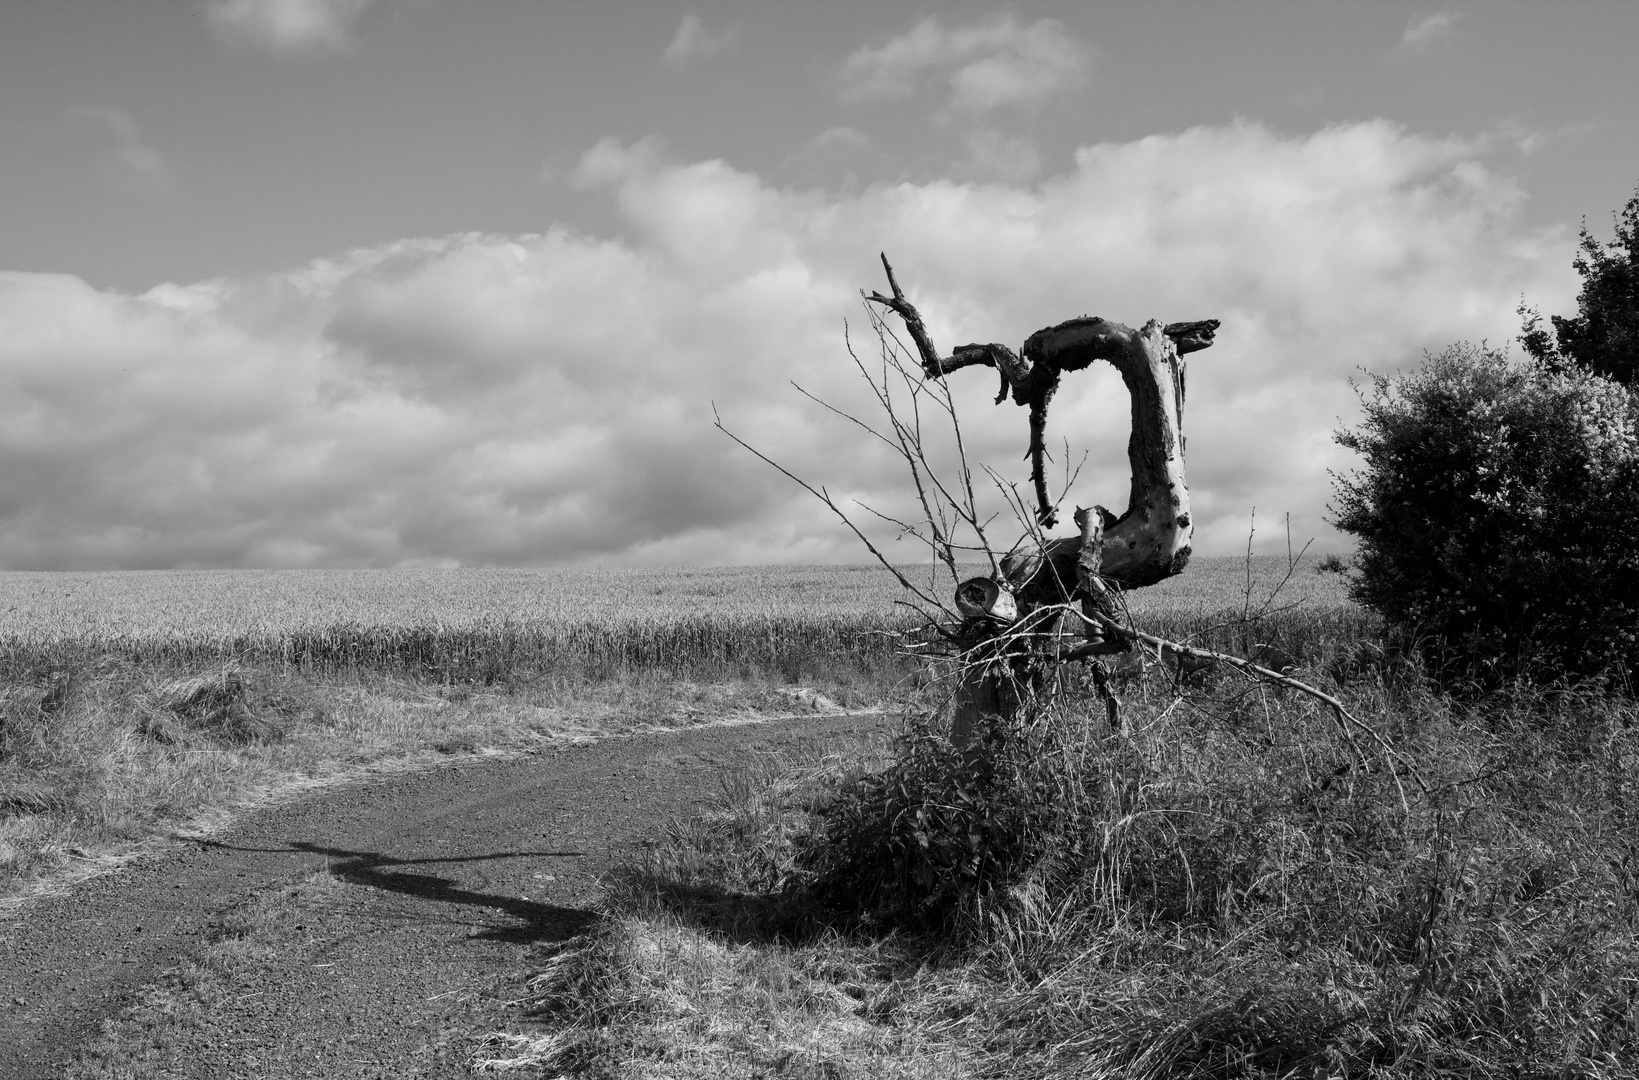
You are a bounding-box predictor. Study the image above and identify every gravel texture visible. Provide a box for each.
[0,710,891,1079]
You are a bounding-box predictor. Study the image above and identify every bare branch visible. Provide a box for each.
[712,404,954,619]
[1076,609,1424,812]
[863,253,944,377]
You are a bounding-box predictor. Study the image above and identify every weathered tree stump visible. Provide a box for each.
[866,256,1219,745]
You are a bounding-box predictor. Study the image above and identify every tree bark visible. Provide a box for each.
[866,255,1219,745]
[1017,317,1199,592]
[868,255,1217,591]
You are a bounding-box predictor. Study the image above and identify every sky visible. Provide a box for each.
[2,1,1637,571]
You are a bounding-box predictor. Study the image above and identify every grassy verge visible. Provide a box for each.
[485,619,1639,1078]
[0,588,1351,910]
[0,632,900,908]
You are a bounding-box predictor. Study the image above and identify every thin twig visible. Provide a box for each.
[1077,609,1423,812]
[711,404,953,619]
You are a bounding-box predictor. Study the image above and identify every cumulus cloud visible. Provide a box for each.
[840,15,1088,116]
[1392,11,1462,59]
[663,13,738,68]
[68,107,173,195]
[0,121,1570,569]
[206,0,375,55]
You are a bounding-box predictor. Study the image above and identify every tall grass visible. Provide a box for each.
[0,561,1355,907]
[499,616,1639,1078]
[0,558,1349,686]
[0,613,912,688]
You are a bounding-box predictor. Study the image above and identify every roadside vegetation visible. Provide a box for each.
[480,190,1639,1077]
[0,565,907,904]
[485,610,1637,1078]
[14,189,1635,1078]
[0,558,1342,908]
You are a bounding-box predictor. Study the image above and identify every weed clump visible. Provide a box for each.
[789,703,1138,935]
[0,658,335,895]
[608,637,1639,1078]
[137,668,319,747]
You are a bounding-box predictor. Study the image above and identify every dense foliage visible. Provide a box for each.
[1333,343,1639,681]
[1519,184,1639,386]
[1337,186,1639,683]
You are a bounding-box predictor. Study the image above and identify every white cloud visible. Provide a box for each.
[1392,11,1462,59]
[663,13,739,68]
[67,107,174,195]
[0,121,1571,569]
[840,15,1088,116]
[206,0,375,55]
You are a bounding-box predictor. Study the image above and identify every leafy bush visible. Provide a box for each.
[1332,342,1639,682]
[1519,184,1639,386]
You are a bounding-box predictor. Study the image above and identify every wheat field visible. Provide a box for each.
[0,557,1353,681]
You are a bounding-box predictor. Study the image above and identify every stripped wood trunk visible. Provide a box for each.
[865,255,1217,750]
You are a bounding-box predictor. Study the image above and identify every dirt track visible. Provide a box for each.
[0,710,891,1079]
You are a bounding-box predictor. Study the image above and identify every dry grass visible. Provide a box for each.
[477,916,969,1078]
[478,738,975,1078]
[0,560,1348,644]
[4,556,1403,1074]
[0,656,860,907]
[0,558,1350,909]
[487,618,1639,1079]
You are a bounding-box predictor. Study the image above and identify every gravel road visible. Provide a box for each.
[0,710,891,1079]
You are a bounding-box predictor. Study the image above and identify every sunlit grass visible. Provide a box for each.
[0,559,1353,908]
[486,616,1639,1079]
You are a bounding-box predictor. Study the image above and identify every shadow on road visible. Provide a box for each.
[197,838,598,945]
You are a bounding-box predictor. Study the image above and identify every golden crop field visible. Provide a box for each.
[0,557,1355,681]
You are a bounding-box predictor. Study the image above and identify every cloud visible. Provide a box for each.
[206,0,375,55]
[0,121,1571,569]
[779,127,880,186]
[840,15,1088,116]
[959,129,1042,182]
[663,13,738,68]
[803,127,872,156]
[67,107,174,195]
[1392,11,1462,59]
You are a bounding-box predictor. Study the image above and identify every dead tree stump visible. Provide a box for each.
[866,256,1220,746]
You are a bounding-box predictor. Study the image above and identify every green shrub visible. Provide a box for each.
[1519,184,1639,386]
[1332,342,1639,683]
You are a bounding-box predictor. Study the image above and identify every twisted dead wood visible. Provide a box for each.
[866,253,1218,591]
